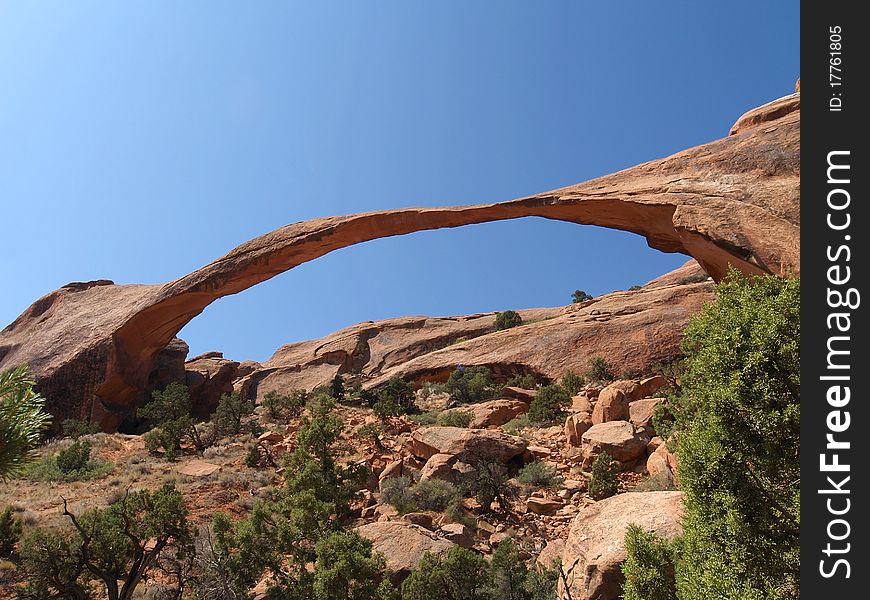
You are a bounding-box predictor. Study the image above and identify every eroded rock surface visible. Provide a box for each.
[0,91,799,429]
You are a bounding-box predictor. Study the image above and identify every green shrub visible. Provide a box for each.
[372,377,416,420]
[527,385,570,425]
[671,272,800,598]
[244,445,261,468]
[585,356,615,382]
[380,476,416,514]
[503,373,538,389]
[410,480,460,512]
[139,382,208,459]
[408,411,440,426]
[0,506,21,556]
[494,310,522,330]
[631,472,676,493]
[588,452,619,500]
[502,414,530,436]
[61,418,100,439]
[328,374,345,402]
[212,392,256,437]
[262,390,308,420]
[571,290,593,303]
[402,546,488,600]
[628,284,643,291]
[436,410,472,428]
[470,461,515,513]
[444,366,499,405]
[622,524,679,600]
[560,370,585,395]
[516,461,562,489]
[23,449,113,482]
[56,440,91,473]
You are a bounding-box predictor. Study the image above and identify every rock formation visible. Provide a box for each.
[0,90,799,429]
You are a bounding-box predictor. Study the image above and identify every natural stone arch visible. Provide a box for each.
[0,91,799,429]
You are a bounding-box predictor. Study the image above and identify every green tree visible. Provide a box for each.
[484,540,557,600]
[372,377,416,420]
[673,273,800,599]
[313,530,395,600]
[527,385,571,425]
[444,366,499,405]
[560,370,585,395]
[328,374,346,403]
[212,392,255,437]
[470,460,516,514]
[19,484,193,600]
[0,365,52,480]
[139,382,206,459]
[622,524,678,600]
[402,546,488,600]
[494,310,522,330]
[587,452,619,500]
[585,356,614,382]
[0,505,22,556]
[56,440,92,474]
[571,290,593,303]
[262,389,308,420]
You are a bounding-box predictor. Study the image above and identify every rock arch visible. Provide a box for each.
[0,92,799,429]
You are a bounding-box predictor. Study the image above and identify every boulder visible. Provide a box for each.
[442,399,528,428]
[629,398,664,428]
[564,413,593,447]
[356,521,453,576]
[176,460,220,477]
[602,380,643,403]
[403,512,435,530]
[581,421,647,463]
[439,523,474,548]
[560,491,684,600]
[184,353,241,418]
[637,375,667,398]
[537,539,565,572]
[570,395,593,414]
[526,497,564,516]
[501,387,537,403]
[591,387,629,424]
[406,427,527,463]
[419,453,456,482]
[647,443,679,484]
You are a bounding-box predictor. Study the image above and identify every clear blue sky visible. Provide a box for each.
[0,2,799,362]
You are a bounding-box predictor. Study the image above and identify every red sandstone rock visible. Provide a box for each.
[591,387,630,424]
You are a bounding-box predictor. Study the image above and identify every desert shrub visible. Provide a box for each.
[56,440,91,473]
[585,355,615,382]
[494,310,522,330]
[380,476,416,514]
[516,461,562,489]
[571,290,593,303]
[501,414,530,436]
[24,446,112,483]
[244,445,261,468]
[408,411,440,426]
[622,524,679,600]
[443,366,499,405]
[212,392,256,438]
[372,377,416,420]
[632,472,677,493]
[628,284,643,291]
[587,452,619,500]
[328,374,346,402]
[410,480,460,512]
[469,461,516,513]
[503,373,538,389]
[560,370,584,395]
[485,539,558,600]
[0,365,52,480]
[651,402,676,441]
[61,418,100,439]
[402,546,488,600]
[671,272,800,599]
[18,484,193,600]
[312,530,396,600]
[436,410,472,428]
[262,390,308,420]
[139,382,208,459]
[527,385,570,425]
[0,506,21,557]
